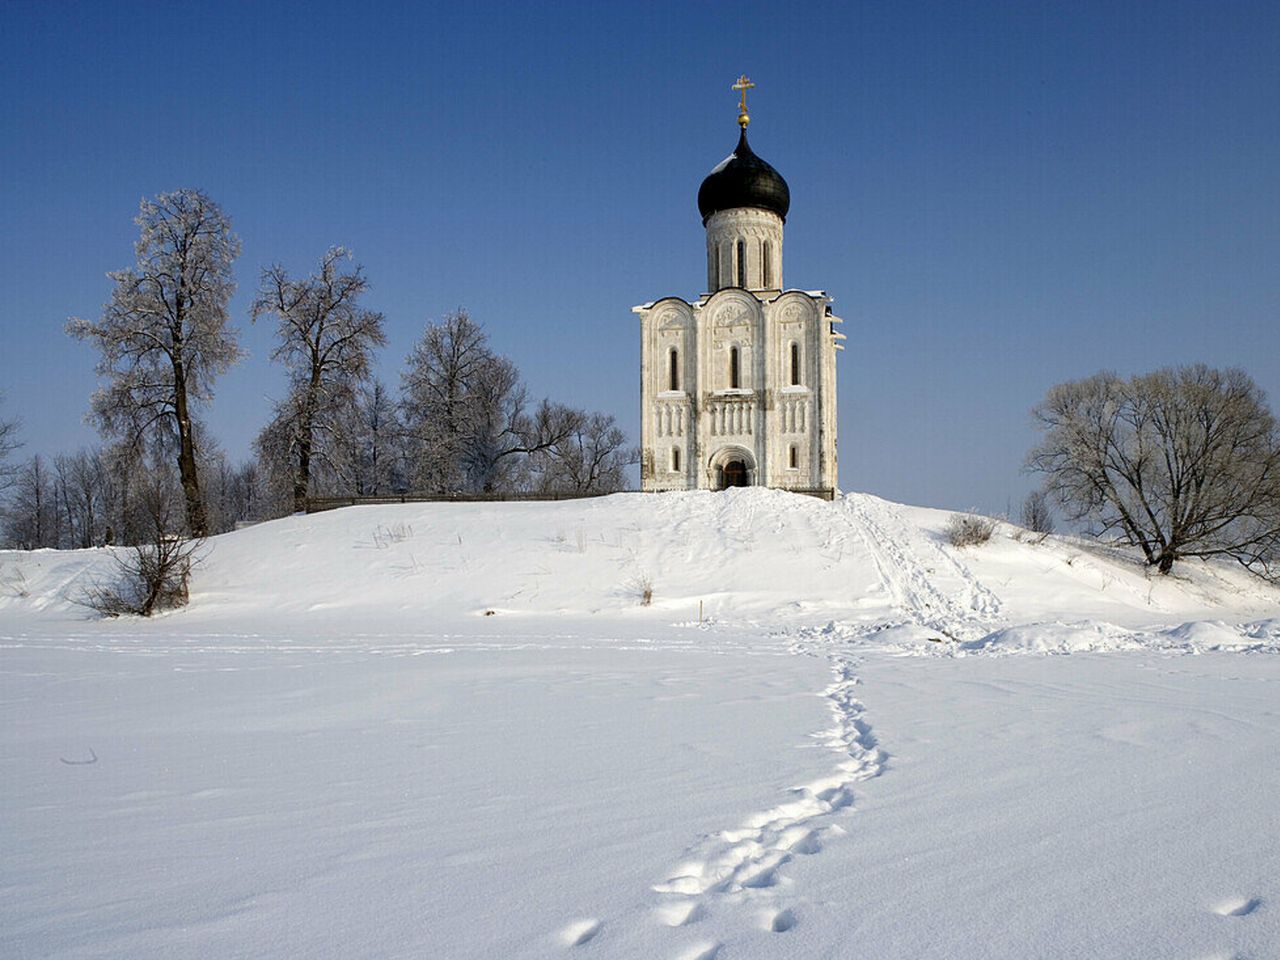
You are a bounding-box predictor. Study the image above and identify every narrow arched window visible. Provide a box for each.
[729,346,741,389]
[790,342,800,386]
[762,240,773,288]
[672,447,681,472]
[669,348,679,391]
[708,244,718,289]
[736,239,746,287]
[789,444,799,469]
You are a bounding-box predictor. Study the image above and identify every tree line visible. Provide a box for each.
[1,189,634,549]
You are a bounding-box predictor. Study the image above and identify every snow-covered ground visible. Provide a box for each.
[2,490,1278,959]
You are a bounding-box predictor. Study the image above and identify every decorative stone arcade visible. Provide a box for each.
[634,76,844,494]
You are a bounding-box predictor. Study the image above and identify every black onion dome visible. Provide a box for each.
[697,129,790,224]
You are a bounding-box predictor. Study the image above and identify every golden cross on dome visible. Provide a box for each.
[732,74,755,128]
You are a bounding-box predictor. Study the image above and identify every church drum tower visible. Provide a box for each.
[634,77,844,494]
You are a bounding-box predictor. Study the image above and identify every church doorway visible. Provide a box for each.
[710,445,756,490]
[721,460,749,488]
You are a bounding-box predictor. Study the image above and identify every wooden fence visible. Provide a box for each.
[305,487,836,513]
[305,491,615,513]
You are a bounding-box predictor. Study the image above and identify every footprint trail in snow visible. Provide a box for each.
[650,652,884,953]
[558,492,1004,955]
[839,492,1003,641]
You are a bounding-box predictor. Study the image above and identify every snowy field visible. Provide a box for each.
[2,490,1278,959]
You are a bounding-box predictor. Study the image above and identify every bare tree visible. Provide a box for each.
[96,441,172,546]
[253,412,304,515]
[466,376,583,494]
[68,189,242,537]
[1020,489,1054,536]
[347,379,406,495]
[1028,365,1280,578]
[530,411,636,494]
[462,350,526,492]
[205,457,269,528]
[3,449,115,549]
[401,309,491,492]
[0,393,19,495]
[53,450,107,548]
[3,455,58,549]
[402,311,581,494]
[252,248,386,512]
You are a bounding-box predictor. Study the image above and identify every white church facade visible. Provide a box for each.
[635,78,844,495]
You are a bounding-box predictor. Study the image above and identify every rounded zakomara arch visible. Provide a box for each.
[708,444,757,490]
[704,287,763,326]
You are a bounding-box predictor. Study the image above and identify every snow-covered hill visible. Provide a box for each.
[3,491,1278,960]
[4,488,1277,648]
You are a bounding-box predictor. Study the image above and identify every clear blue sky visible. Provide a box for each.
[2,0,1278,514]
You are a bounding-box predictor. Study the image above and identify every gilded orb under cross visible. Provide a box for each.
[732,74,755,128]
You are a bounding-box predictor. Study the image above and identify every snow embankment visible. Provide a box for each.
[1,488,1276,652]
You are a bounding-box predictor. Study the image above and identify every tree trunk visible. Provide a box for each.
[1157,552,1176,575]
[294,371,322,514]
[294,427,312,514]
[173,360,208,538]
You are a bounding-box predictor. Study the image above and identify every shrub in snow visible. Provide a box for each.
[372,522,413,548]
[82,536,200,617]
[946,512,996,548]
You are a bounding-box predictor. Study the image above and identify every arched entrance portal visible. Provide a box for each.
[722,460,749,488]
[709,446,757,490]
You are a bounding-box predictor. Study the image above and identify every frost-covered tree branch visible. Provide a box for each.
[251,248,386,512]
[0,393,21,495]
[400,311,594,495]
[67,189,242,537]
[529,412,637,494]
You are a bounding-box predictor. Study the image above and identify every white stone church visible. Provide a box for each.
[634,79,844,495]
